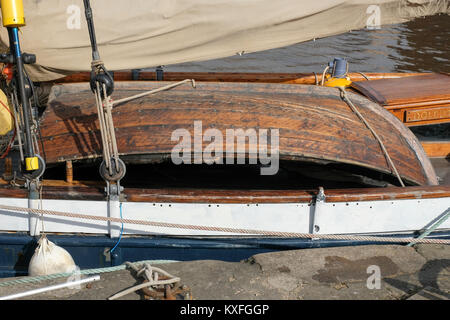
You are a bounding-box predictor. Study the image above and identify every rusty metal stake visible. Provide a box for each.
[2,157,13,181]
[65,160,73,183]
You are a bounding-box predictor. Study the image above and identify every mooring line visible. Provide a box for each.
[0,260,177,288]
[338,87,405,187]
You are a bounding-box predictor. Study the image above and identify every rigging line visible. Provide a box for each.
[36,123,46,163]
[111,79,196,107]
[338,87,405,187]
[109,202,123,254]
[320,66,329,86]
[94,81,111,171]
[356,72,370,81]
[23,67,47,162]
[102,84,119,168]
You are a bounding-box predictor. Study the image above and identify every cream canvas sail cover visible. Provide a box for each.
[0,0,448,81]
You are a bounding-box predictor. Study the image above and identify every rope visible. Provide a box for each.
[313,72,318,85]
[320,66,330,86]
[0,204,449,245]
[338,87,405,187]
[91,60,104,68]
[356,72,370,81]
[92,77,195,179]
[108,262,180,300]
[0,259,177,288]
[111,79,196,107]
[94,82,115,174]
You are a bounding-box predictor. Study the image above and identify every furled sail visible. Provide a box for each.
[0,0,448,81]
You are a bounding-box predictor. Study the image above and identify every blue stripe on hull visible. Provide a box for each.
[1,231,449,278]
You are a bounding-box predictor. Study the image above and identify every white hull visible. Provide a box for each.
[1,196,449,238]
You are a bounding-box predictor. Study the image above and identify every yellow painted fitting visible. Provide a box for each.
[25,156,39,171]
[1,0,26,27]
[324,77,352,88]
[323,78,352,87]
[0,89,14,135]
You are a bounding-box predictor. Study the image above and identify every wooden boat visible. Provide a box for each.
[0,0,449,278]
[36,80,438,186]
[54,71,450,128]
[1,74,449,277]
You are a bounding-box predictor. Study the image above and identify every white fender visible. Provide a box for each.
[28,235,77,276]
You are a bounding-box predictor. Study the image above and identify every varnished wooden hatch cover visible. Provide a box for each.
[351,73,450,126]
[39,81,438,186]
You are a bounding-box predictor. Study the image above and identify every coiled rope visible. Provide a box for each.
[108,262,180,300]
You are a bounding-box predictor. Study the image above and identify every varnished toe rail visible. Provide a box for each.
[52,71,424,85]
[0,183,449,203]
[421,141,450,158]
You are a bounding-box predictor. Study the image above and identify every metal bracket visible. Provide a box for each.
[105,181,124,200]
[407,207,450,246]
[156,66,164,81]
[310,187,325,236]
[27,179,42,236]
[105,181,124,238]
[131,69,141,81]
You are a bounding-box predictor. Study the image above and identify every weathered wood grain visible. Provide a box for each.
[38,81,437,186]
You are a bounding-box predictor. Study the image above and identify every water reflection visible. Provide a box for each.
[166,14,449,74]
[391,14,449,73]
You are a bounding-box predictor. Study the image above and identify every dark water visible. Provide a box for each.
[166,14,449,74]
[167,14,450,142]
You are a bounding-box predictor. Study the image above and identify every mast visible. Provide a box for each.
[0,0,45,236]
[82,0,126,239]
